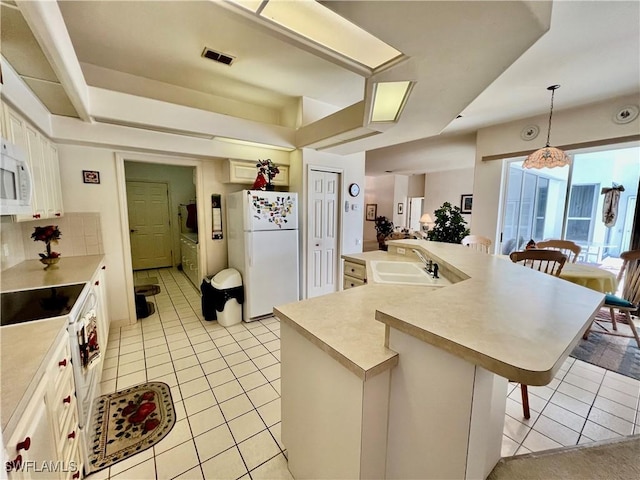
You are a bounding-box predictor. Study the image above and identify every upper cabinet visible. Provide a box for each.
[222,159,289,186]
[1,102,64,221]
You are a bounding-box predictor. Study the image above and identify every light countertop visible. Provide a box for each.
[276,240,604,386]
[1,318,69,433]
[1,255,105,435]
[0,255,105,292]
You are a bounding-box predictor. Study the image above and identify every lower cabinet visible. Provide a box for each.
[180,236,199,288]
[4,335,81,479]
[343,260,367,290]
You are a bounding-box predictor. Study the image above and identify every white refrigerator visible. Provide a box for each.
[227,190,300,321]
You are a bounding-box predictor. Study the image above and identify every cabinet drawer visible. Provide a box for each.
[58,405,79,460]
[343,275,366,290]
[47,339,71,397]
[49,366,75,440]
[344,261,366,281]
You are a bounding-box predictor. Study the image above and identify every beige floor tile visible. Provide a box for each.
[172,465,204,480]
[194,424,235,462]
[257,398,281,427]
[201,358,227,375]
[220,394,254,422]
[246,383,279,408]
[503,415,531,444]
[154,418,193,455]
[549,391,591,417]
[188,405,226,437]
[110,458,156,480]
[231,360,259,378]
[108,445,154,477]
[521,429,562,452]
[581,420,622,442]
[155,440,199,480]
[229,410,267,443]
[172,355,200,372]
[238,430,281,471]
[500,435,520,457]
[180,376,210,399]
[176,365,205,384]
[224,351,250,366]
[207,368,235,388]
[587,407,635,435]
[593,395,637,423]
[539,402,586,433]
[532,415,580,446]
[183,390,217,416]
[200,446,248,480]
[212,380,244,403]
[238,371,269,392]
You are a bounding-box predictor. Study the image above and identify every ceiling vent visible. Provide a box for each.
[202,47,234,66]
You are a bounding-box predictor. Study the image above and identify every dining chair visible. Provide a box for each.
[582,249,640,348]
[461,235,492,254]
[509,249,568,419]
[535,239,582,263]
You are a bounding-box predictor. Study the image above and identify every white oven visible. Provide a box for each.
[67,284,103,469]
[0,138,32,215]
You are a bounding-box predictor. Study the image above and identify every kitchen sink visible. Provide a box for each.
[370,261,451,286]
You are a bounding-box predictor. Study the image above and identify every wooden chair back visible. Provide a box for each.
[461,235,492,254]
[619,249,640,305]
[535,240,581,263]
[509,249,568,277]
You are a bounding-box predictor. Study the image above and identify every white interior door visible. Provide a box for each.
[127,181,172,270]
[307,170,340,298]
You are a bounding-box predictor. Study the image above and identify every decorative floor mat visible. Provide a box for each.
[134,284,161,297]
[87,382,175,474]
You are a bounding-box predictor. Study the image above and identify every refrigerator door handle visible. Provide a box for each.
[248,232,253,267]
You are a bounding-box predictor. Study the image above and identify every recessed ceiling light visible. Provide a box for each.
[227,0,402,69]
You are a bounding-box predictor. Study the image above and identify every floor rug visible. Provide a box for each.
[570,310,640,381]
[134,284,161,297]
[87,382,175,473]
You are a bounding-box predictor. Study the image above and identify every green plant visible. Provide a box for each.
[374,216,394,238]
[426,202,470,244]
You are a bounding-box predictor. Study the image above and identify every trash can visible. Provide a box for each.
[201,268,244,327]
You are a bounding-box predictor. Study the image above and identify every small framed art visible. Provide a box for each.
[366,204,377,221]
[460,194,473,214]
[83,170,100,184]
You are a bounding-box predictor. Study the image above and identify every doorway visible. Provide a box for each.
[307,169,340,298]
[126,181,172,270]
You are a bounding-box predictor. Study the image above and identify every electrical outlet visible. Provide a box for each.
[397,247,406,255]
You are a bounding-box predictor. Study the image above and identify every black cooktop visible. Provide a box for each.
[1,283,86,327]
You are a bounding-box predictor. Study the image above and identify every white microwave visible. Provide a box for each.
[0,138,32,215]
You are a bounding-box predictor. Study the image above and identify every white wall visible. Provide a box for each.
[473,94,640,246]
[424,168,475,227]
[57,144,128,322]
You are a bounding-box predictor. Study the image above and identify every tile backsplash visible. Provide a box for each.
[1,212,104,271]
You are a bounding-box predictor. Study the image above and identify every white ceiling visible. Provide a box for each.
[1,1,639,175]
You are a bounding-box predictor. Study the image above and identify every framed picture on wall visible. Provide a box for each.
[460,194,473,214]
[83,170,100,184]
[366,204,377,221]
[397,203,404,214]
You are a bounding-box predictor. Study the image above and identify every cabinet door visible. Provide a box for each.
[5,383,58,480]
[43,142,63,218]
[2,105,28,155]
[14,126,48,221]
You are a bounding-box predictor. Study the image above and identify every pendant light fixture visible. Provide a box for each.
[523,85,570,169]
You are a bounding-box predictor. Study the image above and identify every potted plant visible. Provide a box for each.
[374,216,394,251]
[426,202,470,244]
[31,225,62,269]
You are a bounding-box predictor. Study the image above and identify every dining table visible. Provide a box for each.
[558,262,618,294]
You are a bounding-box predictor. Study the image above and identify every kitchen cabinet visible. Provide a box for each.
[343,260,367,289]
[4,335,80,479]
[180,235,199,288]
[222,159,289,186]
[1,102,64,221]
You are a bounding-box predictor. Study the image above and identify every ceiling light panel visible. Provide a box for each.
[371,81,413,123]
[257,0,401,69]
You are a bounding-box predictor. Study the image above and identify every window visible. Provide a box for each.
[566,184,598,243]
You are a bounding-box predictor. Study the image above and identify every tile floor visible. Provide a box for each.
[87,267,640,479]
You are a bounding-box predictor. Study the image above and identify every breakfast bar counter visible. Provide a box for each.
[275,239,605,480]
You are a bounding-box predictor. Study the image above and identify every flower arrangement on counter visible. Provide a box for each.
[31,225,62,260]
[252,159,280,191]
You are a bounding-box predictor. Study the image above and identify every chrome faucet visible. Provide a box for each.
[412,249,439,278]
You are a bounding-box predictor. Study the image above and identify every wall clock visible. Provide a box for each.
[348,183,360,197]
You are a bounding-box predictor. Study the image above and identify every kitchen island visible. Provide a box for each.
[274,240,604,480]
